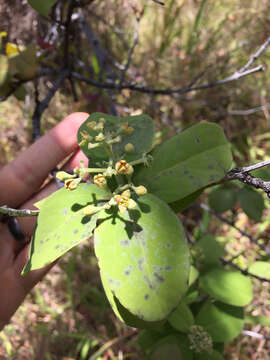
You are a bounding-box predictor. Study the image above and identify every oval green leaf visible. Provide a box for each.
[77,112,154,163]
[196,301,244,342]
[237,186,265,222]
[208,185,237,213]
[196,235,225,265]
[199,269,253,306]
[134,122,232,203]
[22,183,110,274]
[94,194,190,321]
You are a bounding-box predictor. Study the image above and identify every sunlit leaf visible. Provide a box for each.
[22,183,110,274]
[248,261,270,280]
[199,269,253,306]
[94,194,190,321]
[134,122,232,203]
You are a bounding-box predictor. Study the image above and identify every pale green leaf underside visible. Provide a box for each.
[135,122,232,203]
[249,261,270,280]
[22,183,110,274]
[94,194,190,321]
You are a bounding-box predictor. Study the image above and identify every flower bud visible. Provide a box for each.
[94,174,107,187]
[56,171,75,182]
[95,132,105,142]
[125,143,135,153]
[188,325,213,354]
[64,178,81,191]
[115,160,134,175]
[134,185,147,196]
[86,121,97,130]
[83,205,100,216]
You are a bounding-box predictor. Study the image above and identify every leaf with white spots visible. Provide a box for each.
[22,184,111,274]
[94,194,190,322]
[134,122,232,203]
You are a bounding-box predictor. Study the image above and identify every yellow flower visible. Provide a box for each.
[113,191,137,213]
[115,160,134,175]
[94,174,107,187]
[134,185,147,196]
[6,43,19,56]
[64,178,81,191]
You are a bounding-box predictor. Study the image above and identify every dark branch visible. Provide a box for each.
[199,203,270,254]
[71,64,263,95]
[32,69,69,141]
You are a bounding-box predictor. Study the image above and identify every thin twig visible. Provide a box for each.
[220,258,270,283]
[230,159,270,174]
[242,330,270,342]
[199,203,270,254]
[0,206,39,217]
[71,64,263,95]
[239,36,270,74]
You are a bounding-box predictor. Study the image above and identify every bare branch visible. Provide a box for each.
[227,161,270,197]
[32,69,69,141]
[0,206,39,217]
[239,36,270,74]
[72,64,263,95]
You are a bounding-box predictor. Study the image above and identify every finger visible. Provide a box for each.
[0,112,89,208]
[17,149,89,237]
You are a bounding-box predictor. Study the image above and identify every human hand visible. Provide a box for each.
[0,112,89,330]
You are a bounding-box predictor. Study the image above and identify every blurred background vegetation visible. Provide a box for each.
[0,0,269,359]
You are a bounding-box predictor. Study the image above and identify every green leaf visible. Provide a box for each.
[168,302,194,332]
[194,350,224,360]
[237,186,265,222]
[137,330,165,354]
[100,271,165,329]
[196,301,244,342]
[251,168,270,181]
[189,265,199,286]
[134,122,232,203]
[94,194,190,322]
[27,0,57,16]
[22,184,110,274]
[169,189,203,213]
[199,269,253,306]
[248,261,270,280]
[196,235,225,265]
[150,334,193,360]
[208,185,237,213]
[77,112,154,163]
[245,314,270,327]
[9,45,39,80]
[0,55,9,86]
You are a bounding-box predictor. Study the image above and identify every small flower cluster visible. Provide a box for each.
[188,325,213,354]
[57,115,149,216]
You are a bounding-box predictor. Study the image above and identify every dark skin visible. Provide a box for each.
[0,112,89,330]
